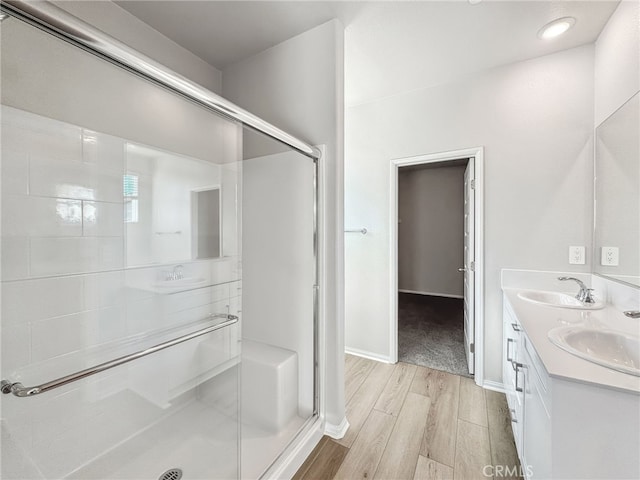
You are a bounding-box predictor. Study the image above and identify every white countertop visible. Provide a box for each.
[503,288,640,395]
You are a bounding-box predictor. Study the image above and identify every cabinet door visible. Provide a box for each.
[503,297,524,456]
[522,348,551,480]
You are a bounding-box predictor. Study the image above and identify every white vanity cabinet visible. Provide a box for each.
[502,293,640,480]
[502,299,524,457]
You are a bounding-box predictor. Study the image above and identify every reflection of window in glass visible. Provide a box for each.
[123,174,139,223]
[56,199,82,224]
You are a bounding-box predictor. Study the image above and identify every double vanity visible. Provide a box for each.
[502,270,640,480]
[498,88,640,479]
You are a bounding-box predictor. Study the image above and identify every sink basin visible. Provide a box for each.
[518,290,604,310]
[153,277,207,290]
[548,326,640,376]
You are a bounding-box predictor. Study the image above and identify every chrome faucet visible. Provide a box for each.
[166,264,184,281]
[558,276,596,304]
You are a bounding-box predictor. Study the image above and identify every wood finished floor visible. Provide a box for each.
[294,355,521,480]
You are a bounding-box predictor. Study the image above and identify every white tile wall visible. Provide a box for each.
[1,196,83,237]
[29,155,124,203]
[125,296,162,335]
[1,323,31,374]
[1,107,126,281]
[0,150,29,196]
[2,276,84,324]
[81,130,125,173]
[0,237,30,281]
[82,201,124,237]
[31,311,98,363]
[95,305,128,344]
[4,109,83,162]
[29,237,124,277]
[84,271,126,310]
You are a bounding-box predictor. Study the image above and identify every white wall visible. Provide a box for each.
[222,19,346,429]
[398,165,465,297]
[345,45,594,383]
[594,0,640,126]
[54,0,222,94]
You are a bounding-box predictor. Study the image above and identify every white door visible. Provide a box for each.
[463,159,475,374]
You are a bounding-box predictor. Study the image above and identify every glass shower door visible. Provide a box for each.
[239,129,317,478]
[1,14,242,480]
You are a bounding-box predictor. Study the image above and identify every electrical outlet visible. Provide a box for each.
[601,246,619,266]
[569,246,585,265]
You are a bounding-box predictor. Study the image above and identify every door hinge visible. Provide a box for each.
[470,179,476,189]
[470,343,475,354]
[470,261,475,272]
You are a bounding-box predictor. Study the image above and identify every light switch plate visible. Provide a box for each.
[569,246,585,265]
[601,247,619,266]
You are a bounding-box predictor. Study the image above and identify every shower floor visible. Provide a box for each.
[67,395,239,480]
[63,392,309,480]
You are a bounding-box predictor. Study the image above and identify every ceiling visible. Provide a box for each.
[116,1,619,106]
[115,1,365,69]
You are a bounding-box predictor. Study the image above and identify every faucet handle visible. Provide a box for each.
[173,264,184,280]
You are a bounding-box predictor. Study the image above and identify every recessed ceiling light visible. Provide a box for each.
[538,17,576,39]
[468,0,483,4]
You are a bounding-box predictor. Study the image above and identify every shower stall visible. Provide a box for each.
[0,2,320,479]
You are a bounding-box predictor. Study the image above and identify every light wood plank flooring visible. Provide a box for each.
[294,355,521,480]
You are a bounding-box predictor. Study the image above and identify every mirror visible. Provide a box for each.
[125,142,222,266]
[594,92,640,287]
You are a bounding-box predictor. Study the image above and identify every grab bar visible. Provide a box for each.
[1,314,238,398]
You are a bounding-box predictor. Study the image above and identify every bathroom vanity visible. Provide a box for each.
[502,271,640,479]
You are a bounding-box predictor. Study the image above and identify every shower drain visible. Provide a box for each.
[159,468,183,480]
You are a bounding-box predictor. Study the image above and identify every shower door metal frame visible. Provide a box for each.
[1,0,322,468]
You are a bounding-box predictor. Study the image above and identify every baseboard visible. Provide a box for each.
[482,380,505,393]
[325,416,349,439]
[398,289,463,299]
[262,416,324,480]
[345,347,392,364]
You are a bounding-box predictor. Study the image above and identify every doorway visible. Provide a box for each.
[390,147,484,384]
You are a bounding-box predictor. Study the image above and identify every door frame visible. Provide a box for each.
[389,146,485,386]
